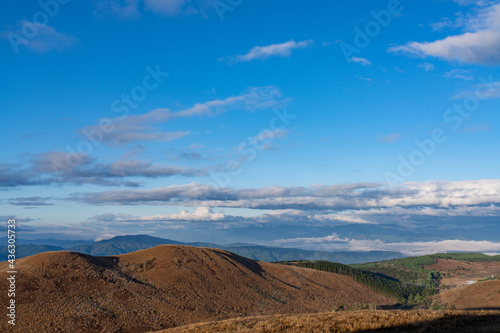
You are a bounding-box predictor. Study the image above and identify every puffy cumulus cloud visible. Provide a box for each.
[62,179,500,247]
[274,233,500,256]
[168,207,225,221]
[222,40,313,64]
[389,31,500,65]
[81,86,287,146]
[72,179,500,210]
[389,4,500,65]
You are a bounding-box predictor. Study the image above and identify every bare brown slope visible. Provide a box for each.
[438,280,500,310]
[0,245,393,333]
[425,258,500,287]
[157,310,500,333]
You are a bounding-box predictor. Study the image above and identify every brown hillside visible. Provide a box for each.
[438,280,500,310]
[0,245,393,333]
[156,310,500,333]
[425,259,500,287]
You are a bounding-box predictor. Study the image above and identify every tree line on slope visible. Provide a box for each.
[277,260,437,301]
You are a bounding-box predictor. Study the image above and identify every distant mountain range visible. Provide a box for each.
[2,234,404,264]
[0,244,65,258]
[16,238,91,248]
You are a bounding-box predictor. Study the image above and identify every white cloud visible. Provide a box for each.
[430,18,461,32]
[350,57,372,66]
[444,69,474,80]
[144,0,196,16]
[82,86,287,145]
[357,76,374,82]
[188,143,204,150]
[313,213,373,224]
[453,0,480,5]
[95,0,141,19]
[95,0,214,18]
[244,128,291,152]
[166,207,225,221]
[419,62,435,71]
[5,23,78,53]
[74,179,500,212]
[89,207,226,223]
[389,4,500,65]
[128,207,226,222]
[95,233,120,242]
[451,80,500,99]
[274,233,500,256]
[225,40,313,64]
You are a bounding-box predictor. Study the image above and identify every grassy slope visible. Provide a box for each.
[350,253,500,308]
[278,254,500,309]
[278,260,435,302]
[158,310,500,333]
[0,245,393,332]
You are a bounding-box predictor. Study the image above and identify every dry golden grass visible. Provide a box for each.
[0,245,393,332]
[156,310,500,333]
[438,280,500,310]
[426,259,500,287]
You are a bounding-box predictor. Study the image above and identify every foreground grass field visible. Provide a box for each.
[157,310,500,333]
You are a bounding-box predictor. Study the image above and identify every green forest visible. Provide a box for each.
[280,253,500,308]
[277,260,437,303]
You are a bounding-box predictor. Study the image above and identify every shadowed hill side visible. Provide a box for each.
[0,245,393,333]
[157,310,500,333]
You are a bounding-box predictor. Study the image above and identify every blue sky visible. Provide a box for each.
[1,0,500,255]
